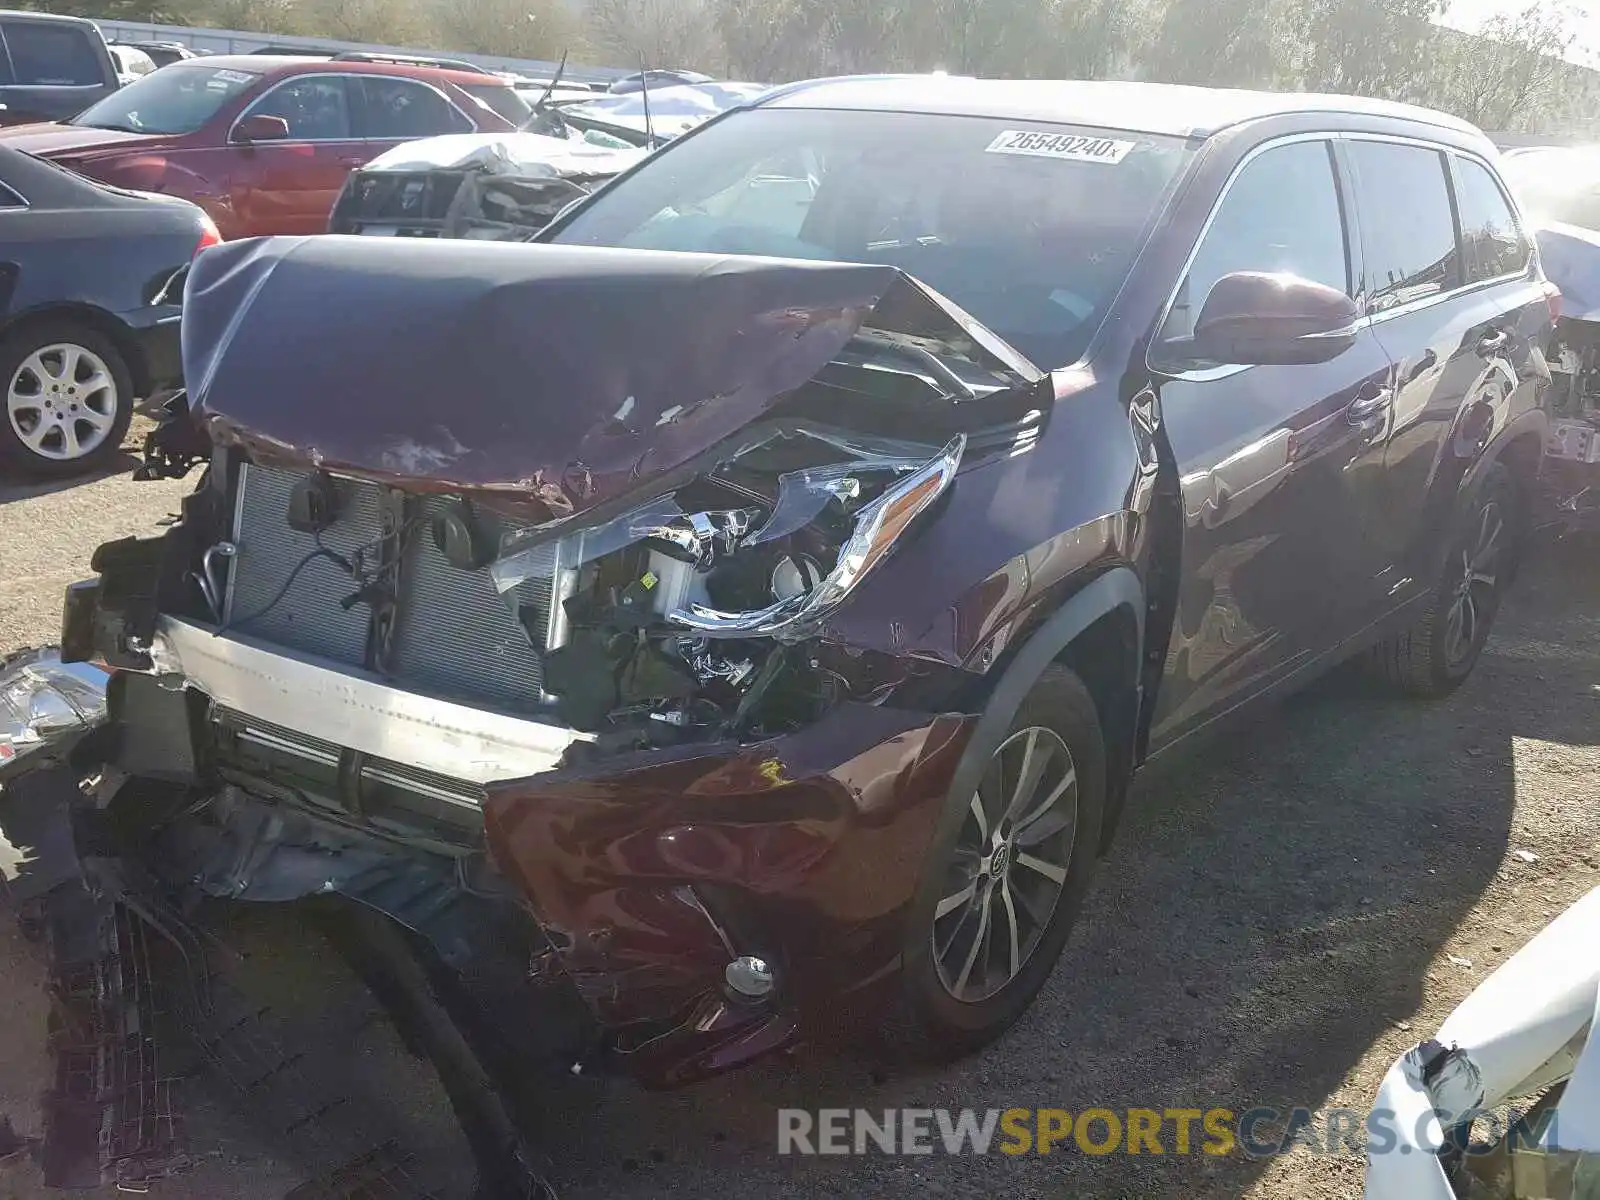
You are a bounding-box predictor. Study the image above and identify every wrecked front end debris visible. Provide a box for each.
[31,233,1051,1103]
[0,648,106,775]
[328,133,647,241]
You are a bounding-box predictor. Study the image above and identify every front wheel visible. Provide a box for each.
[886,664,1106,1060]
[0,320,134,479]
[1370,462,1518,698]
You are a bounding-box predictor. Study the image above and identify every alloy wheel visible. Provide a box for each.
[932,726,1080,1004]
[6,343,120,463]
[1444,497,1504,668]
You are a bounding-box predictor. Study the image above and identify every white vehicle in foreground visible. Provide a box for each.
[1367,886,1600,1199]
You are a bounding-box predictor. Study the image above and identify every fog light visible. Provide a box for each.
[724,955,775,1000]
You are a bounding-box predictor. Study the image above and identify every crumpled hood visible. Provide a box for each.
[360,130,647,177]
[182,235,1035,518]
[0,122,165,158]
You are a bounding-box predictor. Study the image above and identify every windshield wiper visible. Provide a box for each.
[70,121,146,134]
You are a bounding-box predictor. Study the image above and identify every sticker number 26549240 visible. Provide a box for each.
[984,130,1136,163]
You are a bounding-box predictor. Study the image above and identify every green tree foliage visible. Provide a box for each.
[52,0,1599,133]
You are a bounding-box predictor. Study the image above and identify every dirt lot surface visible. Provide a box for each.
[0,446,1596,1199]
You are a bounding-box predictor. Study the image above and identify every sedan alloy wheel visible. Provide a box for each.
[7,342,121,463]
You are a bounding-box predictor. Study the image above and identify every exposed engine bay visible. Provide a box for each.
[12,238,1062,1193]
[498,427,963,745]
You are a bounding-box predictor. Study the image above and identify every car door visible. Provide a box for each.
[1343,138,1548,599]
[1147,136,1400,746]
[227,74,366,237]
[349,75,475,160]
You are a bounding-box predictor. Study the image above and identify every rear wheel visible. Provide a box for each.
[1370,462,1518,698]
[887,665,1105,1059]
[0,320,133,479]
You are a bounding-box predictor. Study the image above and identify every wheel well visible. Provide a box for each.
[1055,606,1141,854]
[1497,429,1543,498]
[0,305,149,398]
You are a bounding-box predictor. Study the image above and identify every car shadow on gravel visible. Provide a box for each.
[517,545,1600,1200]
[0,452,140,504]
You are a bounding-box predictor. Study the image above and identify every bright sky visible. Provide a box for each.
[1441,0,1599,62]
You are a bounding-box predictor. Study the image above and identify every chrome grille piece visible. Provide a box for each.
[225,465,558,713]
[218,707,486,812]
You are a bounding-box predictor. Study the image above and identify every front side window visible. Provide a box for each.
[1,21,102,87]
[70,64,259,135]
[1454,156,1531,283]
[251,76,352,141]
[1160,139,1348,343]
[1346,140,1460,311]
[354,77,471,140]
[550,106,1192,367]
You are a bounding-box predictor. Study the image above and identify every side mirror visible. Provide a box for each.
[231,114,290,144]
[1185,271,1359,367]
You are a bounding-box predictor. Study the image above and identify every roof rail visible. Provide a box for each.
[248,45,330,56]
[332,50,491,74]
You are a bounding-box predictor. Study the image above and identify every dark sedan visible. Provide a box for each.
[0,145,218,477]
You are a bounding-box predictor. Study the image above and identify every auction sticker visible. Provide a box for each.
[985,130,1136,163]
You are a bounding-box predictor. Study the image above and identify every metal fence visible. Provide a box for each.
[92,18,624,83]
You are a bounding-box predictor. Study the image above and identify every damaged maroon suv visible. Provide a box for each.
[24,79,1552,1093]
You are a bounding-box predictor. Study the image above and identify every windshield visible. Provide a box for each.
[70,63,258,135]
[549,107,1190,367]
[459,81,532,126]
[1501,146,1600,232]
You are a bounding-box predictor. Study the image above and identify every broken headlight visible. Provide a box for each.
[671,436,963,638]
[0,650,109,769]
[489,432,964,737]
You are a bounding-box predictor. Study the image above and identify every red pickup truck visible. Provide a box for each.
[0,54,525,238]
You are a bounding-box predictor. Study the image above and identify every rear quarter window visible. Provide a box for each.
[0,20,105,87]
[1453,156,1531,282]
[1345,140,1460,311]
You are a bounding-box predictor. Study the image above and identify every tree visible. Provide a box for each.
[1298,0,1448,100]
[434,0,578,59]
[1422,1,1587,130]
[585,0,722,70]
[1146,0,1299,87]
[296,0,429,44]
[200,0,304,34]
[1044,0,1150,79]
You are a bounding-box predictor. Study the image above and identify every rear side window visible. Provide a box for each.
[251,76,353,140]
[458,81,531,126]
[1161,139,1348,342]
[1346,141,1459,312]
[353,77,472,139]
[1,20,104,87]
[1454,156,1531,282]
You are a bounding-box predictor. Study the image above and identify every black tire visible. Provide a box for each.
[0,319,134,479]
[885,664,1106,1061]
[1370,461,1518,698]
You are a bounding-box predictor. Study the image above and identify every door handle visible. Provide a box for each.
[1347,385,1393,424]
[1476,329,1511,357]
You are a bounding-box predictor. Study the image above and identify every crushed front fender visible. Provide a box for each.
[483,701,973,1087]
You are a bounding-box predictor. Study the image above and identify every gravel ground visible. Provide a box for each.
[0,445,1596,1199]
